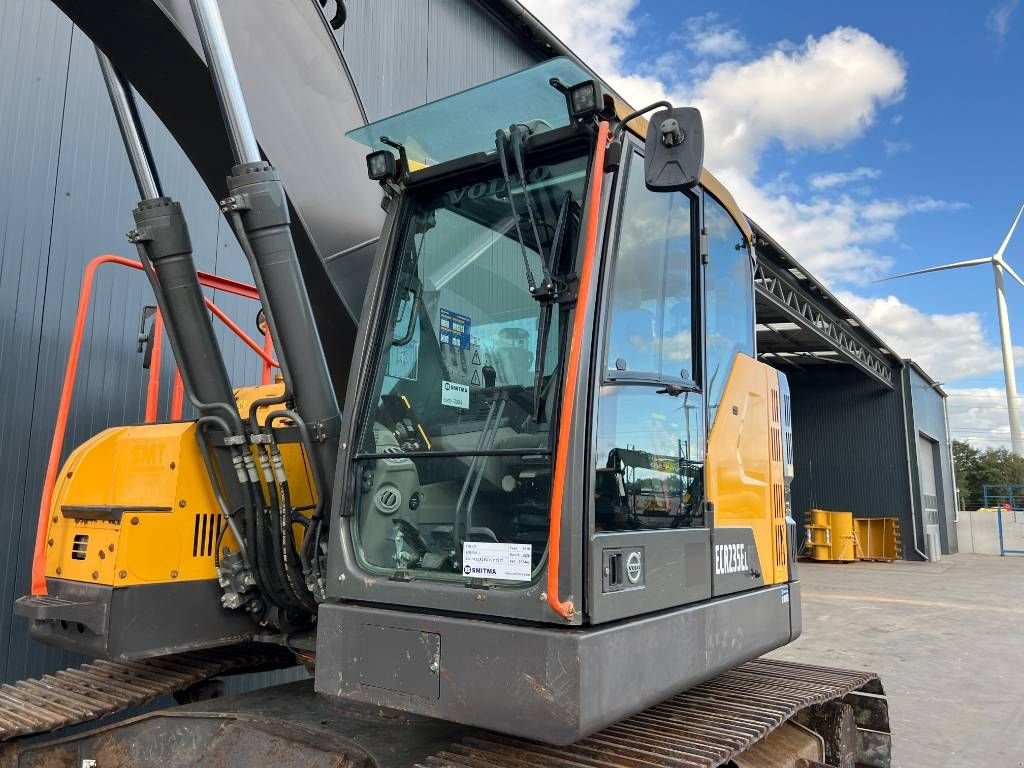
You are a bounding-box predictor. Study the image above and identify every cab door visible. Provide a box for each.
[701,190,779,596]
[586,146,711,625]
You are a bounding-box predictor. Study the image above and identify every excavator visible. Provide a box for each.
[1,1,892,766]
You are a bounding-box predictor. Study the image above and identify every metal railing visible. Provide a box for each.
[982,483,1024,556]
[31,254,276,595]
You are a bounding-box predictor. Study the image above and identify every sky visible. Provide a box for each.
[520,0,1024,450]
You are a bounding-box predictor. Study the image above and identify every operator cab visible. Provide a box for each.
[338,56,757,612]
[343,59,596,589]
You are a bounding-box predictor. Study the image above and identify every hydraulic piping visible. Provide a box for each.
[189,0,341,617]
[98,47,278,622]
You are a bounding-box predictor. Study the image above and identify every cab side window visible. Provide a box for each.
[604,156,693,384]
[704,191,754,427]
[594,153,705,533]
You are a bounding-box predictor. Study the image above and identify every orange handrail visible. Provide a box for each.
[32,254,273,595]
[203,298,278,369]
[32,255,138,595]
[546,121,610,620]
[170,368,184,421]
[262,330,275,386]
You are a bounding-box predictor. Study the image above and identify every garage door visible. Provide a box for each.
[918,435,939,526]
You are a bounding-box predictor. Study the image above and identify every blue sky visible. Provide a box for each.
[526,0,1024,448]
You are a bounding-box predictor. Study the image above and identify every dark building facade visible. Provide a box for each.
[786,362,955,561]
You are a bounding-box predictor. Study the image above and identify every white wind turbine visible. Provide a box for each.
[878,203,1024,455]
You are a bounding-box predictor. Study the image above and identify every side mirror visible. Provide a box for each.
[644,107,703,192]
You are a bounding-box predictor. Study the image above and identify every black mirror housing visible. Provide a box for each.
[644,107,703,192]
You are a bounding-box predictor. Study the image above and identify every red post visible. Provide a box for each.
[171,369,184,421]
[262,332,274,385]
[144,312,163,423]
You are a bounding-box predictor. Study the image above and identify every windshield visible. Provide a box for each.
[346,57,592,168]
[352,148,590,584]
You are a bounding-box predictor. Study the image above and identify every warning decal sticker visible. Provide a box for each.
[439,307,472,349]
[462,541,532,581]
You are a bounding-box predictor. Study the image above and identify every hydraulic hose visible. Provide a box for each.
[268,408,328,598]
[270,446,316,612]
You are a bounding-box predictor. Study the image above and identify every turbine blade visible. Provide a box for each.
[874,257,991,282]
[995,203,1024,260]
[1001,261,1024,290]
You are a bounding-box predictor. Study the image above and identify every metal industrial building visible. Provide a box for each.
[0,0,955,687]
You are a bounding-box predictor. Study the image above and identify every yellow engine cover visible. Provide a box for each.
[46,384,316,588]
[706,353,790,585]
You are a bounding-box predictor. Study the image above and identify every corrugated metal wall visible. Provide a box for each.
[339,0,537,121]
[0,0,539,685]
[786,367,919,559]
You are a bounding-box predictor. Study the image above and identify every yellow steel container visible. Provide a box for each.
[804,509,856,562]
[854,517,901,560]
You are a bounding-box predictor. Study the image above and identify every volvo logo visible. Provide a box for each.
[626,551,642,584]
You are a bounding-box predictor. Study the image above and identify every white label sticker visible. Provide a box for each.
[441,379,470,409]
[780,585,790,604]
[462,542,532,581]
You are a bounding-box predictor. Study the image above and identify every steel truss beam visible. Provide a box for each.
[754,256,895,389]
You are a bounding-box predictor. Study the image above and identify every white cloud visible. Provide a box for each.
[684,27,906,176]
[945,387,1019,452]
[836,292,1024,383]
[861,197,968,221]
[987,0,1020,44]
[682,13,747,58]
[809,167,881,190]
[884,139,912,156]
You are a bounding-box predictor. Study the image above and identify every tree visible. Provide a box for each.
[952,439,1024,509]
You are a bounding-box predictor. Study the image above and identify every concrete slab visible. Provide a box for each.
[770,555,1024,767]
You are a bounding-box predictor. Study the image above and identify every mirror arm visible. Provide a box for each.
[612,100,673,140]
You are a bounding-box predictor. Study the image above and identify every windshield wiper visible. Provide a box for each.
[494,126,575,422]
[531,191,572,422]
[494,126,554,299]
[509,125,555,296]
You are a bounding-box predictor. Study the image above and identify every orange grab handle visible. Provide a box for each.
[546,121,610,620]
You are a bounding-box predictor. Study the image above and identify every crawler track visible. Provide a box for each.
[0,646,283,742]
[420,659,889,768]
[0,656,890,767]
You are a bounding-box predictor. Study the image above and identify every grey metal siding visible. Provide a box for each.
[906,365,958,554]
[0,0,75,686]
[786,368,917,559]
[0,0,540,687]
[340,0,538,121]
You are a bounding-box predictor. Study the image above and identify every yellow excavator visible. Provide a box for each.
[3,1,891,766]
